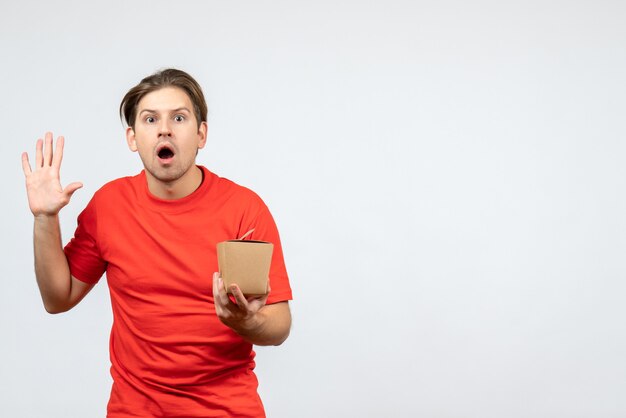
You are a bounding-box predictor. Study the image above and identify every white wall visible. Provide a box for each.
[2,1,626,417]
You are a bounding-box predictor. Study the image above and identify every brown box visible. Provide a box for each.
[217,240,273,296]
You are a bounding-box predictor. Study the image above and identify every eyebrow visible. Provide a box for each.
[139,107,192,115]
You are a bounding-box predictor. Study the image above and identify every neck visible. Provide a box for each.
[147,166,203,200]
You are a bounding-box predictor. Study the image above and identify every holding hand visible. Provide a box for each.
[212,272,269,338]
[22,132,83,217]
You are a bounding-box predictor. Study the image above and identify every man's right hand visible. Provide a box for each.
[22,132,93,314]
[22,132,83,217]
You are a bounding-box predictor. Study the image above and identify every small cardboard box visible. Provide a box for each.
[217,239,273,296]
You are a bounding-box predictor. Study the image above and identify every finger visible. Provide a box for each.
[212,272,220,297]
[52,135,65,168]
[213,272,224,293]
[63,182,83,200]
[246,293,268,311]
[212,274,222,316]
[250,292,268,304]
[214,275,230,306]
[35,138,43,168]
[43,132,53,166]
[21,152,32,175]
[221,279,241,307]
[212,273,219,302]
[230,284,249,309]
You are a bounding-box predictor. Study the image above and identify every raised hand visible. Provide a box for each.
[22,132,83,217]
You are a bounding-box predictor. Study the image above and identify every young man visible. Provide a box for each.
[21,69,292,417]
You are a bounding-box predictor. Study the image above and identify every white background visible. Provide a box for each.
[2,1,626,417]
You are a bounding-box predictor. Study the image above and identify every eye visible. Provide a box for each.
[145,116,156,123]
[174,115,185,122]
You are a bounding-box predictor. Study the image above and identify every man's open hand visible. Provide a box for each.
[22,132,83,217]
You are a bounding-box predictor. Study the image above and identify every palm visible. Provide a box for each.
[22,133,82,217]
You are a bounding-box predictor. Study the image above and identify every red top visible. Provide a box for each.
[64,166,292,417]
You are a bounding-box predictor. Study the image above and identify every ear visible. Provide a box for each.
[197,121,208,150]
[126,126,138,152]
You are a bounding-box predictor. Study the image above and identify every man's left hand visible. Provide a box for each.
[212,272,267,334]
[212,272,291,346]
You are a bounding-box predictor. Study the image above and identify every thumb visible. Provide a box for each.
[63,182,83,199]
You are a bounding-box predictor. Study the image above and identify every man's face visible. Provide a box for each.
[126,87,207,191]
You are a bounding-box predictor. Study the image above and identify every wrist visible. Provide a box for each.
[34,213,60,224]
[234,311,265,339]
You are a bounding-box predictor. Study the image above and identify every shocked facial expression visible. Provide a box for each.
[126,86,207,195]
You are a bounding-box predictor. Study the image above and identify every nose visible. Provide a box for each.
[158,119,172,137]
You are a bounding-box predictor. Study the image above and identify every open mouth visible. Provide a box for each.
[157,144,175,161]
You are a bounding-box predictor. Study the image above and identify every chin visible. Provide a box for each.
[146,166,180,182]
[152,163,197,182]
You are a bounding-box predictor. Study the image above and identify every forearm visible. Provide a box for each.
[33,214,73,313]
[236,302,292,346]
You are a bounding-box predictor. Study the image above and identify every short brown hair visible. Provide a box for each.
[120,68,208,129]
